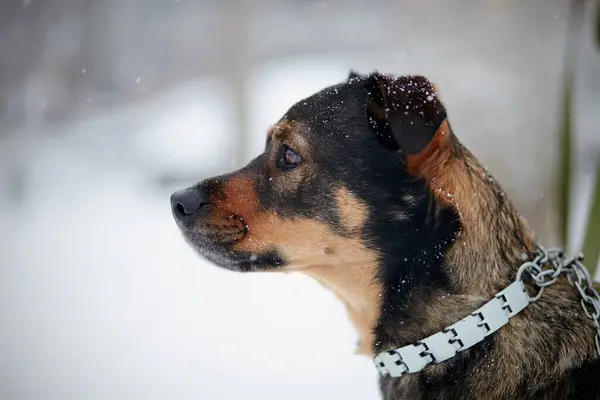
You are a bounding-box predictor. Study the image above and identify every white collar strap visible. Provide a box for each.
[374,246,600,378]
[374,280,530,377]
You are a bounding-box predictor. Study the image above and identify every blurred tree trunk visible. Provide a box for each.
[583,0,600,276]
[557,0,586,248]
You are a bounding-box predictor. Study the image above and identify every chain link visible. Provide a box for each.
[517,245,600,356]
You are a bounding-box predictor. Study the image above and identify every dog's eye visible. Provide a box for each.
[284,148,301,165]
[278,146,301,169]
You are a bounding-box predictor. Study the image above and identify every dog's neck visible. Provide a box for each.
[297,134,598,396]
[374,141,539,352]
[299,138,539,357]
[370,136,596,395]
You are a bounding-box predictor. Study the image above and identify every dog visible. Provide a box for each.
[170,71,600,399]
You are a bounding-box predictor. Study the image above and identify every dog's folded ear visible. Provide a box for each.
[366,72,448,156]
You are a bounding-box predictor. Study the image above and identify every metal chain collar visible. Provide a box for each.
[517,245,600,355]
[374,245,600,378]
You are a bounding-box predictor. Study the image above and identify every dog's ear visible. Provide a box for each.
[366,72,448,157]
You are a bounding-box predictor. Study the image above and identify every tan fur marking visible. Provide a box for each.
[272,120,310,155]
[335,187,368,235]
[218,174,259,219]
[233,211,381,354]
[271,120,294,142]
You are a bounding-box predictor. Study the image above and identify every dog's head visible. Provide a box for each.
[171,71,536,354]
[171,72,459,274]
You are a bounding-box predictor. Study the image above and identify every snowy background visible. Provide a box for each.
[1,1,599,399]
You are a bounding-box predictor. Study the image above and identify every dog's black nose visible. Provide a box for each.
[170,187,208,226]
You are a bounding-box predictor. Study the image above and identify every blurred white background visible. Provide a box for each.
[1,1,599,399]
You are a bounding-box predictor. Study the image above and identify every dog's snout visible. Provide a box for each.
[170,187,209,226]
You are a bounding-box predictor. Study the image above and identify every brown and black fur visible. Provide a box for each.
[170,71,600,399]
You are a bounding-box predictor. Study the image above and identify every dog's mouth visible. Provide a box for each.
[175,209,286,272]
